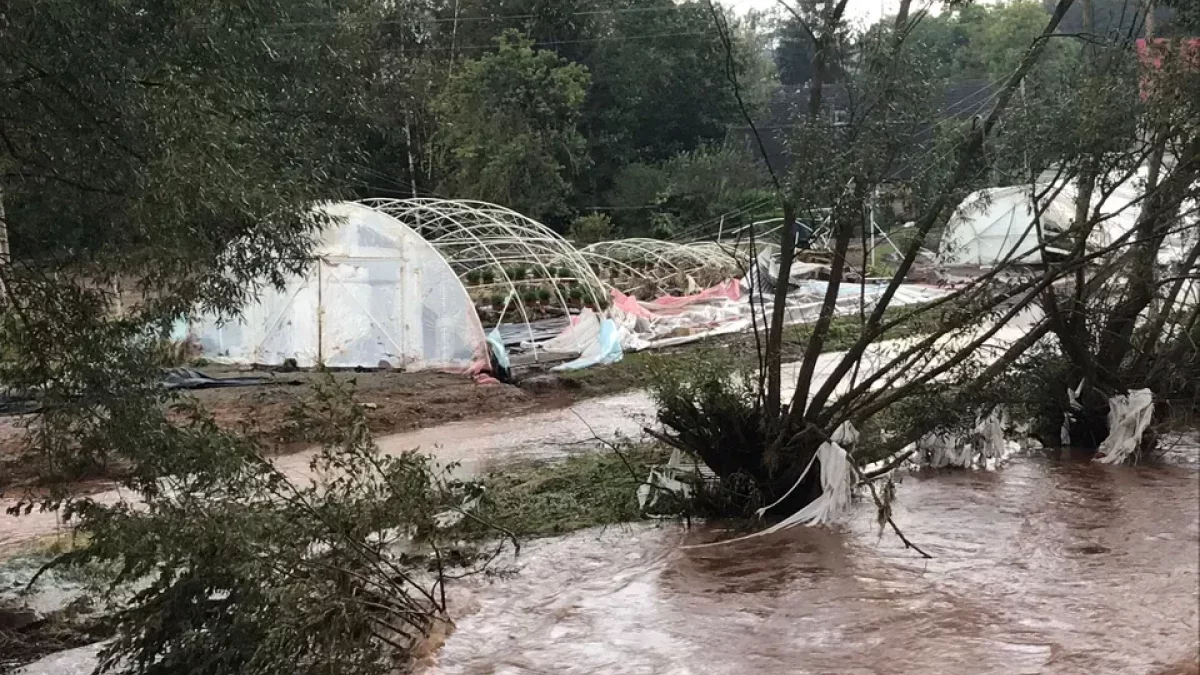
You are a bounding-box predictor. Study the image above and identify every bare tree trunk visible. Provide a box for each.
[1099,135,1200,366]
[404,111,419,200]
[765,0,850,421]
[0,181,9,302]
[791,194,860,421]
[805,0,849,120]
[447,0,461,79]
[893,0,914,35]
[765,200,797,418]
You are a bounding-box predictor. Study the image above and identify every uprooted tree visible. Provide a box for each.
[652,0,1198,527]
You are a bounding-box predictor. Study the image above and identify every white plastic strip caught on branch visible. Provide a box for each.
[975,408,1008,465]
[1094,389,1154,465]
[759,440,853,531]
[684,439,854,549]
[1061,380,1084,445]
[755,422,856,519]
[637,448,694,510]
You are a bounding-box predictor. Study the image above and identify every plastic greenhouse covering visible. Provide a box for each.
[190,202,489,371]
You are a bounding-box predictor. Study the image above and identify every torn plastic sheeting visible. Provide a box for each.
[916,431,976,469]
[536,309,600,353]
[1095,389,1153,465]
[637,449,695,510]
[635,278,741,313]
[550,317,624,371]
[610,283,749,351]
[915,408,1011,469]
[486,328,511,373]
[609,279,741,320]
[685,440,854,549]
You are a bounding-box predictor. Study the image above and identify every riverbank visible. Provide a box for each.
[0,307,939,497]
[1,446,673,671]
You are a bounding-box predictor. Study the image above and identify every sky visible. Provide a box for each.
[724,0,909,29]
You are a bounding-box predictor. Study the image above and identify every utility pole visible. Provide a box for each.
[447,0,461,79]
[0,182,9,302]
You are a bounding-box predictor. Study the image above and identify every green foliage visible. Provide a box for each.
[882,2,1080,83]
[466,445,671,538]
[567,213,614,244]
[47,376,475,675]
[1,0,376,319]
[648,349,792,516]
[604,144,772,237]
[435,30,590,221]
[570,1,754,204]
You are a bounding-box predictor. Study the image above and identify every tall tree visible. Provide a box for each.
[1,0,380,317]
[0,0,399,504]
[434,30,590,220]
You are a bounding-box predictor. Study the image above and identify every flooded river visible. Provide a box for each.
[14,452,1200,675]
[425,451,1199,675]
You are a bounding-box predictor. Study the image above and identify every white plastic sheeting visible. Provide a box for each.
[915,408,1011,469]
[637,448,695,511]
[684,438,855,550]
[532,309,626,372]
[607,280,949,354]
[191,202,488,371]
[939,181,1141,267]
[1095,389,1154,465]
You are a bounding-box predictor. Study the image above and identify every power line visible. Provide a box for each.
[369,30,716,54]
[276,4,709,29]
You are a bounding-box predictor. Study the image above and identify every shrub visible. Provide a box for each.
[648,351,822,517]
[567,213,614,245]
[44,376,488,675]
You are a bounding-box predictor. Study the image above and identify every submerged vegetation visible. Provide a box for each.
[468,445,672,538]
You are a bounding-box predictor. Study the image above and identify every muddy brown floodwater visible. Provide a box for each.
[426,451,1199,675]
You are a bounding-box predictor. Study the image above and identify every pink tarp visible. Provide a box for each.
[610,279,742,318]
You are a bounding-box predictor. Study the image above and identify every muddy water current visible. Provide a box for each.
[13,451,1199,675]
[426,451,1199,675]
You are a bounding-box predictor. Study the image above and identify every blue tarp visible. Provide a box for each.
[487,327,511,373]
[551,318,624,372]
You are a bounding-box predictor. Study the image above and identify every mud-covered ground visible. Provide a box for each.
[0,370,575,496]
[0,304,941,497]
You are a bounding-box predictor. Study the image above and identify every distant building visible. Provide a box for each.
[1135,37,1200,101]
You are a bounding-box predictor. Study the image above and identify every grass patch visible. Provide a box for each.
[470,444,671,538]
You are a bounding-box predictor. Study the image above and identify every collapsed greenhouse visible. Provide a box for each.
[186,199,948,373]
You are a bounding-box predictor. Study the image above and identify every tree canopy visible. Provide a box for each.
[1,0,380,317]
[435,31,590,220]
